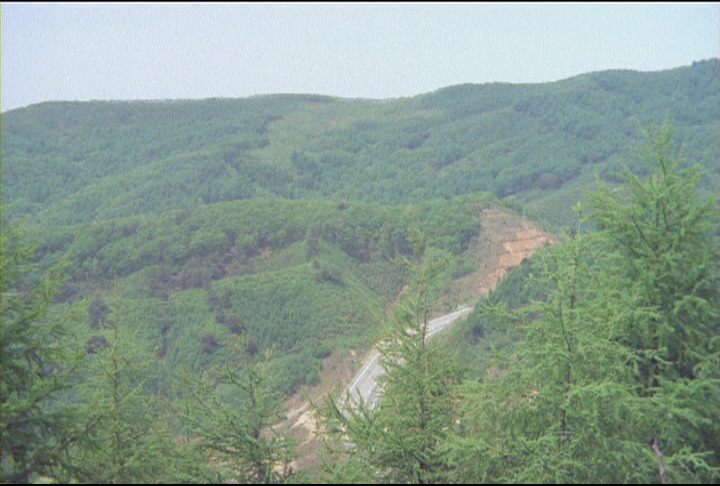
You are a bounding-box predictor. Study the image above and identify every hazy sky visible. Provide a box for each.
[3,2,719,112]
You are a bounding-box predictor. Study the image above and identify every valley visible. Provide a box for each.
[283,206,556,471]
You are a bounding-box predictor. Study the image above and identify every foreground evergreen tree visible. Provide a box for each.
[589,122,719,387]
[2,219,210,483]
[180,338,298,484]
[317,233,463,484]
[1,219,81,483]
[452,122,719,483]
[452,233,661,483]
[587,121,720,478]
[69,307,212,484]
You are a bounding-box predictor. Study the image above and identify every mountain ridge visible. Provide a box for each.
[4,58,718,229]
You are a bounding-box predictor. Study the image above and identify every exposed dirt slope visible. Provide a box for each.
[283,206,556,471]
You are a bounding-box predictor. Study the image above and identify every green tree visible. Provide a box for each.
[69,315,209,484]
[587,121,720,478]
[317,232,462,484]
[452,233,660,483]
[180,339,298,484]
[588,121,720,388]
[1,219,80,483]
[450,122,719,483]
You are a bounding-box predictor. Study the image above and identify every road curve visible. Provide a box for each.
[343,306,473,409]
[286,209,557,471]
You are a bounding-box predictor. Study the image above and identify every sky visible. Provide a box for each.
[3,2,719,112]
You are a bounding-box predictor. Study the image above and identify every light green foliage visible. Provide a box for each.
[588,121,720,387]
[1,219,81,483]
[587,121,720,477]
[4,61,718,229]
[3,59,719,482]
[453,235,659,483]
[316,232,463,484]
[23,196,479,397]
[180,338,298,484]
[69,321,210,484]
[450,123,720,483]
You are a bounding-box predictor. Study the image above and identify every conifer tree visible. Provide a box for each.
[317,231,462,484]
[452,232,662,483]
[70,315,209,483]
[452,122,720,483]
[180,338,298,484]
[587,121,720,479]
[1,218,81,483]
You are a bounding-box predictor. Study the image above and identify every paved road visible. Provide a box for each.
[344,306,473,409]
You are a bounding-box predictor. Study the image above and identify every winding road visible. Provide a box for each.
[287,207,556,470]
[344,307,474,408]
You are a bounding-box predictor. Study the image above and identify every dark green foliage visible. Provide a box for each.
[456,256,550,375]
[317,233,463,484]
[88,294,109,329]
[2,220,211,483]
[201,332,221,354]
[16,195,479,396]
[85,334,109,354]
[69,323,211,484]
[587,122,720,387]
[586,122,720,473]
[3,60,719,482]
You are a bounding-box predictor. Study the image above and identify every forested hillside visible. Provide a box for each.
[319,123,719,484]
[2,60,718,483]
[27,195,484,393]
[4,59,718,228]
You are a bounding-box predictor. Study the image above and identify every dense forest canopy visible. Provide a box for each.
[3,59,718,228]
[2,60,718,483]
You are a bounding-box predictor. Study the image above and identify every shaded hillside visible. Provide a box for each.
[286,205,557,472]
[3,59,718,228]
